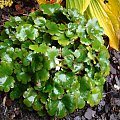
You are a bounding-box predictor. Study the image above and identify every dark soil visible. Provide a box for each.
[0,1,120,120]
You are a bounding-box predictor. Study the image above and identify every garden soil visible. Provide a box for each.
[0,0,120,120]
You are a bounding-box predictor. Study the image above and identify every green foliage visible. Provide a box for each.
[0,4,110,118]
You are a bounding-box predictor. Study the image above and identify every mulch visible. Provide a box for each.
[0,0,120,120]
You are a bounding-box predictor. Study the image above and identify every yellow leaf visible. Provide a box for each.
[85,0,120,50]
[36,0,63,4]
[36,0,47,4]
[66,0,91,15]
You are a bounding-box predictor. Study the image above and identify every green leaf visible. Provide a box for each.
[1,53,12,63]
[40,4,61,16]
[49,84,64,100]
[94,73,106,86]
[34,17,46,26]
[36,69,49,81]
[39,92,48,104]
[62,47,73,56]
[76,25,85,34]
[65,30,74,38]
[10,83,28,100]
[33,97,43,111]
[16,72,31,84]
[66,0,91,15]
[87,87,103,107]
[79,76,91,100]
[62,94,77,113]
[46,99,67,118]
[98,46,110,76]
[46,46,59,60]
[43,83,53,93]
[0,76,15,92]
[46,21,59,35]
[39,43,48,53]
[92,39,101,51]
[86,19,104,41]
[54,71,79,91]
[37,110,46,117]
[58,24,66,30]
[52,34,70,46]
[72,63,84,73]
[16,24,39,41]
[77,96,85,109]
[29,43,48,53]
[64,54,74,68]
[23,88,37,107]
[23,52,33,66]
[0,62,13,76]
[75,45,87,62]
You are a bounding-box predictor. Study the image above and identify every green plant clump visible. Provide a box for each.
[0,4,110,118]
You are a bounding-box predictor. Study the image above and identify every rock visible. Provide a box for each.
[81,116,86,120]
[74,116,81,120]
[84,108,96,120]
[114,98,120,106]
[101,113,107,120]
[105,104,110,113]
[99,100,106,106]
[115,76,120,87]
[110,114,116,120]
[110,65,116,74]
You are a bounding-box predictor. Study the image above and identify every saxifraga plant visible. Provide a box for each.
[0,4,110,118]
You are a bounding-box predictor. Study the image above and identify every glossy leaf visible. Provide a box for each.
[52,34,70,46]
[0,76,15,92]
[49,84,64,100]
[46,99,67,118]
[0,62,13,77]
[46,21,59,35]
[0,4,110,118]
[87,87,103,107]
[16,24,39,41]
[16,72,31,84]
[34,17,46,26]
[46,46,59,60]
[32,97,43,111]
[23,88,37,107]
[36,69,50,81]
[62,94,77,113]
[29,43,48,53]
[40,4,61,15]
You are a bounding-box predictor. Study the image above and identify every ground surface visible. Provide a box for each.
[0,0,120,120]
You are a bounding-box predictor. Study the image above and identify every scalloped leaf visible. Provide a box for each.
[46,99,67,118]
[16,72,31,84]
[23,88,38,107]
[29,43,48,53]
[0,62,13,77]
[10,83,28,100]
[35,68,50,81]
[0,76,15,92]
[40,3,61,15]
[87,87,103,107]
[46,21,60,35]
[54,71,80,91]
[49,84,64,100]
[16,24,39,41]
[62,94,77,113]
[34,17,46,26]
